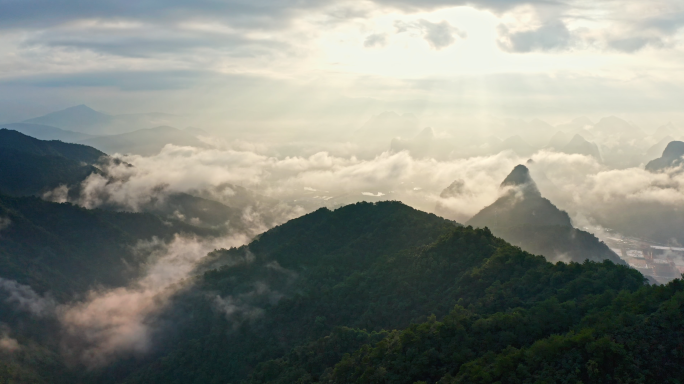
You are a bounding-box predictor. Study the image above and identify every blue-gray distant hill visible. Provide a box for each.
[21,104,179,135]
[645,141,684,172]
[78,125,208,156]
[467,164,623,264]
[1,123,95,142]
[22,104,113,132]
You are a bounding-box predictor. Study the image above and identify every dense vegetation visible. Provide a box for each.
[0,183,681,383]
[0,129,105,196]
[0,193,218,298]
[66,201,680,384]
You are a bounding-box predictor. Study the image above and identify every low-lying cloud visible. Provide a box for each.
[57,234,247,367]
[1,233,250,368]
[0,278,56,317]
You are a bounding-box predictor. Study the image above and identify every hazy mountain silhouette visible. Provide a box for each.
[388,127,459,158]
[23,104,113,132]
[560,134,602,161]
[593,116,643,137]
[78,125,208,156]
[645,141,684,172]
[547,131,571,149]
[498,135,536,156]
[21,105,181,135]
[646,135,675,161]
[467,164,623,264]
[653,122,681,141]
[1,123,95,142]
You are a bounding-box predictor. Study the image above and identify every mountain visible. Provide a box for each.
[5,200,684,383]
[646,135,675,161]
[652,122,681,141]
[131,192,243,230]
[546,130,571,149]
[0,193,216,299]
[0,129,106,196]
[23,105,113,132]
[519,118,555,147]
[467,165,623,264]
[78,126,207,156]
[593,116,643,137]
[0,123,95,142]
[498,135,535,156]
[645,140,684,172]
[554,116,595,138]
[560,133,602,161]
[92,201,666,384]
[0,130,278,237]
[389,127,456,158]
[469,165,571,228]
[20,105,182,135]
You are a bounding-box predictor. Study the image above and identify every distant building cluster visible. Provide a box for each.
[605,237,684,284]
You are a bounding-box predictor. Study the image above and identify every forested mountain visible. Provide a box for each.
[467,165,623,264]
[0,192,220,383]
[1,199,683,383]
[0,129,105,196]
[0,193,217,299]
[87,201,681,384]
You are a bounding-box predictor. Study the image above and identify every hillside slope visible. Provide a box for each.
[0,193,217,298]
[0,129,106,196]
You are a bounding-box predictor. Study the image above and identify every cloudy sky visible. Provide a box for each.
[1,0,683,130]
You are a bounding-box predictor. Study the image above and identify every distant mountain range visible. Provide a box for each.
[0,123,95,142]
[78,125,208,156]
[20,104,179,135]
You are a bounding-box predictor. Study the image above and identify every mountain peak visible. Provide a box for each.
[58,104,105,115]
[572,116,593,126]
[23,104,112,131]
[501,164,534,188]
[416,127,434,139]
[568,133,587,143]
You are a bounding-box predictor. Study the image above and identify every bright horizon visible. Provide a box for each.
[1,0,684,131]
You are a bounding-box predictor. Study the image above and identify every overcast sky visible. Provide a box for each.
[1,0,683,130]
